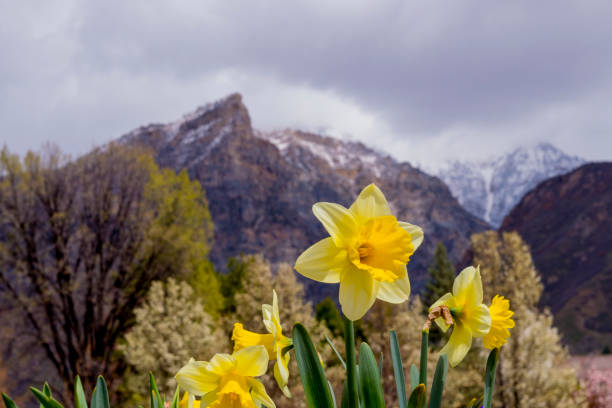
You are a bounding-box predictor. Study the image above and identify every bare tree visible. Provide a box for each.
[0,144,215,403]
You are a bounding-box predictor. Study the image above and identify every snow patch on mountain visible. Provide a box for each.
[438,143,586,227]
[258,129,394,178]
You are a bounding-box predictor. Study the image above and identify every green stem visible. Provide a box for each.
[419,329,428,387]
[344,317,359,408]
[483,348,500,408]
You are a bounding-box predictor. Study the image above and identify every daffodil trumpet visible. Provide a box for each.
[175,346,276,408]
[295,183,424,321]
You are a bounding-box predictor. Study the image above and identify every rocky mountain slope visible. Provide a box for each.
[500,162,612,353]
[438,144,585,227]
[120,94,490,299]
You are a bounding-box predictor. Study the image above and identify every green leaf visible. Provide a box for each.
[483,348,500,408]
[149,373,164,408]
[419,330,428,387]
[407,384,426,408]
[378,352,384,380]
[358,343,385,408]
[292,323,334,408]
[389,330,407,408]
[427,354,448,408]
[343,318,359,408]
[74,376,88,408]
[30,388,63,408]
[409,364,419,392]
[325,334,346,370]
[2,393,19,408]
[328,381,337,408]
[169,387,180,408]
[90,377,110,408]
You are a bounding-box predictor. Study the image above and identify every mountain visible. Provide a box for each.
[438,144,586,227]
[500,162,612,353]
[120,93,490,299]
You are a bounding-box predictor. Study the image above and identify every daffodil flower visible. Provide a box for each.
[179,392,200,408]
[175,346,275,408]
[483,295,515,349]
[429,266,491,367]
[294,184,423,321]
[232,290,293,397]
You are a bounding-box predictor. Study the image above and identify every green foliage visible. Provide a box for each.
[389,330,407,408]
[358,343,385,408]
[422,242,455,310]
[316,298,345,338]
[218,256,252,313]
[292,324,334,408]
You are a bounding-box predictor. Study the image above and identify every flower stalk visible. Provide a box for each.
[344,317,359,408]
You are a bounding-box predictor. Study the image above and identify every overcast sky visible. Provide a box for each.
[1,0,611,167]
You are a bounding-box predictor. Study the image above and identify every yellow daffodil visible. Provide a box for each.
[175,346,275,408]
[294,184,423,321]
[483,295,515,349]
[179,392,200,408]
[429,266,491,367]
[232,290,293,397]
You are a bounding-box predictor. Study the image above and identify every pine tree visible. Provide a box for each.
[422,242,455,310]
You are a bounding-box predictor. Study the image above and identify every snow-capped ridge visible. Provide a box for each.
[438,143,586,226]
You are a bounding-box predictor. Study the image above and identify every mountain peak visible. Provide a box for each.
[119,93,252,168]
[438,143,586,226]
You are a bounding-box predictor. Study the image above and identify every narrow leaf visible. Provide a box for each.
[328,381,337,408]
[2,393,18,408]
[483,348,500,408]
[149,373,163,408]
[40,383,52,408]
[90,377,110,408]
[407,384,426,408]
[409,365,419,392]
[428,354,448,408]
[325,334,346,370]
[30,388,63,408]
[419,330,428,387]
[389,330,407,408]
[358,343,385,408]
[169,387,180,408]
[293,323,335,408]
[74,376,88,408]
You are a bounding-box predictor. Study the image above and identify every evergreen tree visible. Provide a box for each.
[422,242,455,310]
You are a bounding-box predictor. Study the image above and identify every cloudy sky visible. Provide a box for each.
[1,0,611,167]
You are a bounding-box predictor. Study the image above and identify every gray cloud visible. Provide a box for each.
[1,0,611,165]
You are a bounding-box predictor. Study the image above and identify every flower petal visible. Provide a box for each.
[175,359,220,396]
[465,303,491,337]
[294,238,349,283]
[274,349,291,397]
[233,345,269,377]
[247,378,276,408]
[348,184,391,224]
[398,222,424,251]
[207,353,235,375]
[440,323,472,367]
[339,267,378,321]
[312,202,357,247]
[452,266,483,306]
[376,272,411,303]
